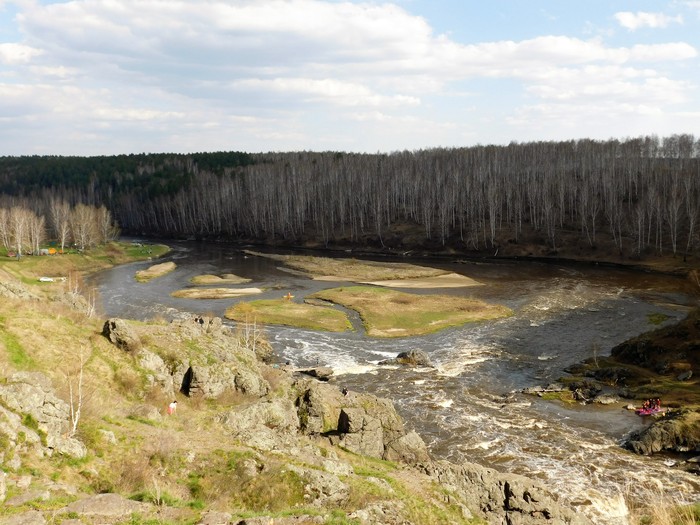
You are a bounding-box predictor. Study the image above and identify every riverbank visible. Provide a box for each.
[196,224,700,282]
[530,307,700,474]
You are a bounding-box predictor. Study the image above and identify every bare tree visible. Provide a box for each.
[27,212,45,255]
[49,199,72,253]
[9,206,31,258]
[70,204,97,250]
[95,205,119,244]
[0,208,11,250]
[67,348,86,437]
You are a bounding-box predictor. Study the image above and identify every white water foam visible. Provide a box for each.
[434,342,500,377]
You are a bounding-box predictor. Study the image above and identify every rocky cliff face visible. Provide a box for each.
[0,315,590,525]
[624,409,700,456]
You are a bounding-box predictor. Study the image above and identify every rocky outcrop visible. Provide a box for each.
[218,397,300,434]
[294,378,430,464]
[105,316,271,400]
[610,309,700,375]
[0,278,39,300]
[286,464,350,507]
[0,372,86,461]
[102,318,141,352]
[422,460,592,525]
[180,364,269,399]
[65,493,152,520]
[624,409,700,455]
[297,366,334,381]
[379,349,433,367]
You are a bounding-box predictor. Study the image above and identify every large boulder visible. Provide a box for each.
[0,278,39,300]
[65,493,151,520]
[102,318,141,352]
[422,460,591,525]
[295,379,346,434]
[337,408,385,458]
[379,349,433,368]
[178,364,270,399]
[218,398,300,433]
[624,409,700,455]
[0,372,86,459]
[294,378,429,464]
[286,464,349,507]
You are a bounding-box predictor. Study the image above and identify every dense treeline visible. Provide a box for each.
[1,135,699,258]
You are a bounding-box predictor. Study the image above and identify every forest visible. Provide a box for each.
[1,134,698,260]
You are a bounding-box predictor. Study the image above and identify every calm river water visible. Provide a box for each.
[91,241,700,524]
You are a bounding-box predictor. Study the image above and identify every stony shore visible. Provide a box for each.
[523,308,700,475]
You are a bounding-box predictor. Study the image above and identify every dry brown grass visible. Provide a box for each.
[226,299,352,332]
[246,251,449,281]
[135,261,177,282]
[190,273,251,285]
[310,286,511,338]
[171,287,263,299]
[626,484,700,525]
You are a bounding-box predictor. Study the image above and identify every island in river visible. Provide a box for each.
[225,252,511,337]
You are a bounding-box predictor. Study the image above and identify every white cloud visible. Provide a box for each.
[232,77,420,108]
[0,43,41,64]
[1,1,698,154]
[614,11,683,30]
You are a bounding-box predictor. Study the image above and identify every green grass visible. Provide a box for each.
[1,317,34,368]
[310,286,511,338]
[647,312,671,325]
[226,299,352,332]
[232,466,306,511]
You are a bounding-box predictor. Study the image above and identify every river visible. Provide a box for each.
[91,241,700,524]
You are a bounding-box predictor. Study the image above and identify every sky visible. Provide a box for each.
[0,0,698,156]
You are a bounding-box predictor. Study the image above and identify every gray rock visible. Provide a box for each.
[287,464,349,506]
[0,510,46,525]
[678,370,693,381]
[102,318,142,352]
[129,404,162,421]
[197,510,233,525]
[322,459,354,477]
[65,492,150,518]
[0,279,39,301]
[218,398,300,433]
[379,349,433,367]
[235,367,270,397]
[593,394,620,405]
[338,408,385,459]
[421,460,591,525]
[236,518,323,525]
[384,430,431,465]
[4,489,50,507]
[295,378,429,464]
[181,364,269,399]
[0,372,85,458]
[624,409,700,455]
[298,367,334,381]
[295,379,346,434]
[16,476,32,489]
[348,501,408,525]
[98,429,117,445]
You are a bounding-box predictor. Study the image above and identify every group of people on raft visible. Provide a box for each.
[641,398,661,411]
